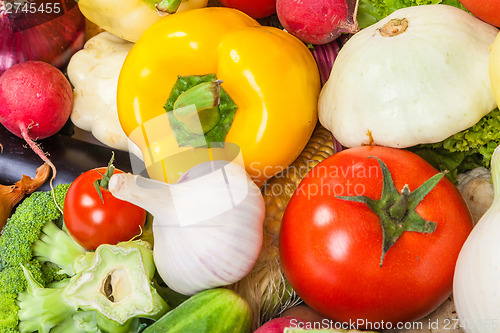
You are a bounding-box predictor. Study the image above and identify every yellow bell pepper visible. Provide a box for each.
[78,0,208,42]
[117,7,320,186]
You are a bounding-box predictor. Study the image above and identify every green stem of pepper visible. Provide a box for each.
[173,80,222,135]
[164,74,238,148]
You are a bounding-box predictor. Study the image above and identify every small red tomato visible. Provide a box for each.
[458,0,500,27]
[280,146,473,327]
[218,0,276,19]
[64,167,147,250]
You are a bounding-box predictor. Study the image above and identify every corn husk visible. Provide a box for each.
[229,125,336,330]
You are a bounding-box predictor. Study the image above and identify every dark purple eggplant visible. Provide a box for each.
[0,123,143,191]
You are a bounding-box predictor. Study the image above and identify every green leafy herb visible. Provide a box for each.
[409,108,500,182]
[357,0,468,29]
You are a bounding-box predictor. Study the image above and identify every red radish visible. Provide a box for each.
[276,0,359,45]
[281,305,329,323]
[254,317,307,333]
[0,61,73,183]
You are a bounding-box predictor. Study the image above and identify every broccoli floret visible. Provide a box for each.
[0,184,71,332]
[0,184,69,269]
[0,293,19,332]
[0,184,169,332]
[0,260,43,295]
[39,261,68,286]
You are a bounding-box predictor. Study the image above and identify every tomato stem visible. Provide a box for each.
[94,152,115,203]
[336,157,444,267]
[388,185,410,220]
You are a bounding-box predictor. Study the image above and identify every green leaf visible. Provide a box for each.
[409,108,500,182]
[357,0,468,29]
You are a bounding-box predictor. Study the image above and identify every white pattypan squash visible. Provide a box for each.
[318,5,499,148]
[67,32,141,157]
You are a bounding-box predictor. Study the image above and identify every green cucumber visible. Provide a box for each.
[143,288,252,333]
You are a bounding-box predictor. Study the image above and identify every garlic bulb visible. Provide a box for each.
[318,5,499,149]
[108,160,265,295]
[454,145,500,333]
[456,167,494,224]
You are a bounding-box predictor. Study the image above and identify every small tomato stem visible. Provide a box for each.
[388,185,410,220]
[94,152,115,203]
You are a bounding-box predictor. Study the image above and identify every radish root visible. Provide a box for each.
[19,124,61,212]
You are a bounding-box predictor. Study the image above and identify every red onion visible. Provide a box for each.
[309,33,354,86]
[309,37,348,153]
[309,39,340,86]
[0,0,86,76]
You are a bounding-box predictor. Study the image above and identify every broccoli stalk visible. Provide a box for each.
[32,220,86,276]
[17,266,77,333]
[14,240,168,332]
[0,184,71,332]
[0,184,169,332]
[65,240,169,326]
[50,312,101,333]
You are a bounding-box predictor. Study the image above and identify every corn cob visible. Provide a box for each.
[229,125,336,331]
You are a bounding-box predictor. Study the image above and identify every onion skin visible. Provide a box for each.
[310,40,341,86]
[0,0,86,75]
[0,163,50,231]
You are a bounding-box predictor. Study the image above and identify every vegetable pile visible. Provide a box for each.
[2,0,500,332]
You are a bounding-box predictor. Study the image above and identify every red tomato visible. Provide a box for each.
[218,0,276,19]
[64,167,147,250]
[280,146,473,327]
[458,0,500,27]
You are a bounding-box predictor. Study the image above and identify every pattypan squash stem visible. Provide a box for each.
[337,157,444,267]
[380,18,409,37]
